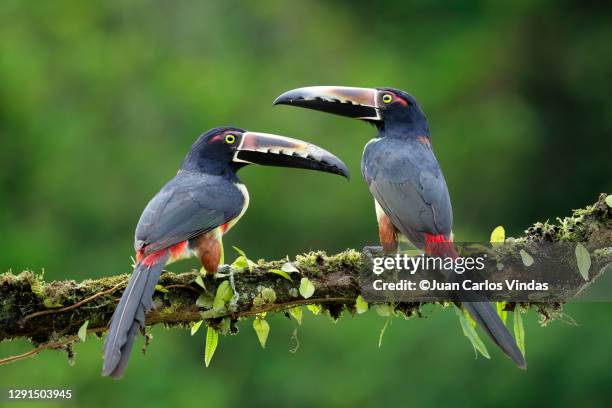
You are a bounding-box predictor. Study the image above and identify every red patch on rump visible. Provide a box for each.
[170,241,188,259]
[137,241,188,266]
[425,233,457,258]
[142,248,168,266]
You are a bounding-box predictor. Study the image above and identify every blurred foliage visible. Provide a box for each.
[0,0,611,406]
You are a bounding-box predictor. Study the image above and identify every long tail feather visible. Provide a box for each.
[102,250,169,378]
[426,234,526,369]
[463,301,526,369]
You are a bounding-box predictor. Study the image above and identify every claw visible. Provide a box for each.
[228,269,239,306]
[216,264,232,276]
[214,264,239,306]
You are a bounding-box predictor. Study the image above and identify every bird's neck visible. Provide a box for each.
[378,122,431,142]
[378,113,430,141]
[179,143,246,180]
[179,159,241,181]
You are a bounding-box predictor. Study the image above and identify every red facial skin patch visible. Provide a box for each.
[388,91,408,106]
[209,133,225,143]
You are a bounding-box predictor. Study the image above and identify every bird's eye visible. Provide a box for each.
[382,93,393,103]
[225,134,236,144]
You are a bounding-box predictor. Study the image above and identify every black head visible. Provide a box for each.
[180,126,350,179]
[180,127,246,175]
[375,88,429,136]
[273,86,430,139]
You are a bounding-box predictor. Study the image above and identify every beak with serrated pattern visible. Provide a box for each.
[273,86,381,121]
[233,131,350,179]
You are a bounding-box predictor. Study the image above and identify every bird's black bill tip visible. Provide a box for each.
[236,150,350,179]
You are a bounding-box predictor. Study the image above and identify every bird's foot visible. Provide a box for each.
[215,264,240,306]
[215,264,232,276]
[362,245,384,257]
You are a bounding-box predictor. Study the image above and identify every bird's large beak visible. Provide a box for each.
[234,131,350,179]
[273,86,381,121]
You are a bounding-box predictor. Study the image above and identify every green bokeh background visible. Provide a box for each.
[1,1,611,406]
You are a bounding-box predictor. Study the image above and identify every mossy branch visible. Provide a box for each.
[1,194,610,365]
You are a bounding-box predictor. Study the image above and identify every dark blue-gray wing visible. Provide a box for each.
[362,139,452,248]
[134,171,244,254]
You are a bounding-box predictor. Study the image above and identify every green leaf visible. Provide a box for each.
[456,308,490,359]
[232,246,254,271]
[231,256,248,270]
[77,320,89,342]
[191,320,203,336]
[289,306,303,325]
[232,245,247,259]
[490,226,505,243]
[281,262,299,273]
[519,249,534,267]
[463,309,477,327]
[213,280,233,311]
[374,303,392,317]
[496,302,508,324]
[605,195,612,208]
[306,304,321,315]
[204,326,218,367]
[194,275,206,290]
[253,318,270,348]
[378,318,391,348]
[355,295,369,314]
[299,277,315,299]
[154,284,169,293]
[196,293,213,308]
[218,317,231,335]
[514,308,525,358]
[575,243,591,280]
[231,256,255,272]
[268,269,292,281]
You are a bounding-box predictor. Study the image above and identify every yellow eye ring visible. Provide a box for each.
[225,134,236,144]
[382,94,393,103]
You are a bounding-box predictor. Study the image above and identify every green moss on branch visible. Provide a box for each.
[0,194,610,364]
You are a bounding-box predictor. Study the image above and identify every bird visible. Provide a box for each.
[102,126,349,378]
[273,86,526,369]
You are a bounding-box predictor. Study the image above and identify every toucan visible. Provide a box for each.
[273,86,526,369]
[102,127,349,378]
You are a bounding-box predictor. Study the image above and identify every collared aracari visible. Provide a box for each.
[102,127,349,378]
[273,86,526,369]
